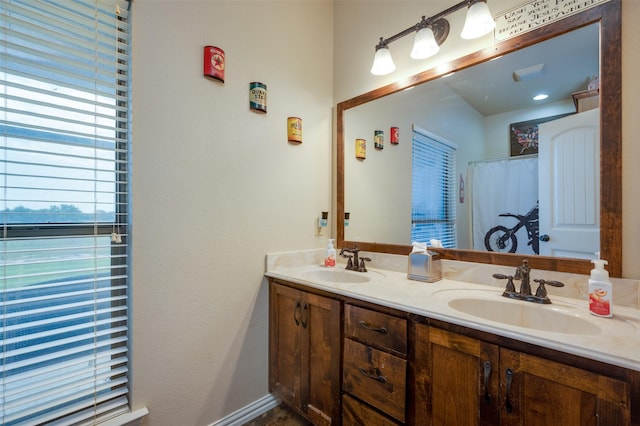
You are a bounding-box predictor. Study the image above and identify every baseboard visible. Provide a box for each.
[209,394,282,426]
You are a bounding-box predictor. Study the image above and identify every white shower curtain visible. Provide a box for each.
[469,156,538,254]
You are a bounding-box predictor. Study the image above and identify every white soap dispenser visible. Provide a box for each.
[324,239,336,267]
[588,252,612,318]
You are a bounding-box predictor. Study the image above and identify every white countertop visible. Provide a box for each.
[266,264,640,372]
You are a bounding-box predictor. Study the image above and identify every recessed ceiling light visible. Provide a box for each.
[533,93,549,101]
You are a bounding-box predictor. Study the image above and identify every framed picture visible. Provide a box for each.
[509,113,574,156]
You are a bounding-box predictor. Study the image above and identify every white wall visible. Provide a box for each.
[334,0,640,279]
[130,1,333,424]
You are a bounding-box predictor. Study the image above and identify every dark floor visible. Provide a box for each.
[242,404,312,426]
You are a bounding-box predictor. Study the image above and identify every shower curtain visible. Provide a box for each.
[469,156,538,255]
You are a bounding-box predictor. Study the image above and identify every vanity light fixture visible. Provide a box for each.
[370,0,496,76]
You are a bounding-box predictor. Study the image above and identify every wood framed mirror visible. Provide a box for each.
[336,0,621,277]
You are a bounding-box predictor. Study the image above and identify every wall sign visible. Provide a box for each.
[287,117,302,143]
[355,139,366,159]
[249,82,267,113]
[203,46,225,83]
[494,0,609,41]
[390,127,399,144]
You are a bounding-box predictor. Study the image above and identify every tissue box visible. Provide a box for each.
[407,251,442,282]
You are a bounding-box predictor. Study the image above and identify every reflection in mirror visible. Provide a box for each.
[336,1,622,277]
[344,24,599,259]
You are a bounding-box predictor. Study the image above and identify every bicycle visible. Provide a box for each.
[484,203,540,254]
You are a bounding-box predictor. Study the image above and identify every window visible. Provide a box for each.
[1,1,131,424]
[411,126,457,247]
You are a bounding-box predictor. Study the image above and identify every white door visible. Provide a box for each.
[538,108,600,258]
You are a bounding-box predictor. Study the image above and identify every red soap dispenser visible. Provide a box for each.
[588,253,612,318]
[324,239,336,267]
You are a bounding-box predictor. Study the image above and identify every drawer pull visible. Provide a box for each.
[293,301,301,326]
[301,303,309,329]
[504,368,514,413]
[358,367,387,383]
[483,360,492,404]
[358,320,387,334]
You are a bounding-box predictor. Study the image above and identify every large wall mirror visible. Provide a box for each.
[337,1,621,277]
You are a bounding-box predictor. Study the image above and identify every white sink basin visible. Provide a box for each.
[300,268,384,284]
[447,297,602,335]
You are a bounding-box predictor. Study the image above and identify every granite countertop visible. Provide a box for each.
[266,262,640,372]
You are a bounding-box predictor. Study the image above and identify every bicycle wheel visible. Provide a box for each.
[484,226,518,253]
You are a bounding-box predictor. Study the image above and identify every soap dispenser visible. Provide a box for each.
[588,252,612,317]
[324,239,336,267]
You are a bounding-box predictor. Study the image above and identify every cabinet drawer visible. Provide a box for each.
[342,394,401,426]
[343,339,406,422]
[344,304,407,355]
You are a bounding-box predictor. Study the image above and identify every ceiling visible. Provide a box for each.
[430,24,599,116]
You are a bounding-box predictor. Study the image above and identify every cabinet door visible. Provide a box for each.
[303,292,341,425]
[500,348,630,425]
[269,283,303,408]
[420,326,500,425]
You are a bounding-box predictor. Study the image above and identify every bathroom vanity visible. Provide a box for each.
[266,254,640,425]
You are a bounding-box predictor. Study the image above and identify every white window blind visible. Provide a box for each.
[411,126,457,247]
[1,1,131,425]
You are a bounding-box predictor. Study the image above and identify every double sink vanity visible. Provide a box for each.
[265,249,640,425]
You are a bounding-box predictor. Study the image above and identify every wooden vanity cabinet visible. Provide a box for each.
[269,279,637,425]
[415,324,632,425]
[269,281,341,425]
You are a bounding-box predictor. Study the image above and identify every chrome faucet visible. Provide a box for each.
[493,259,564,304]
[339,244,371,272]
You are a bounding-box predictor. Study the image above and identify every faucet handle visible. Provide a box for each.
[358,257,371,272]
[494,273,516,294]
[533,279,564,302]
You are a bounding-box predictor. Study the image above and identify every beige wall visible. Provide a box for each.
[334,0,640,279]
[131,1,333,424]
